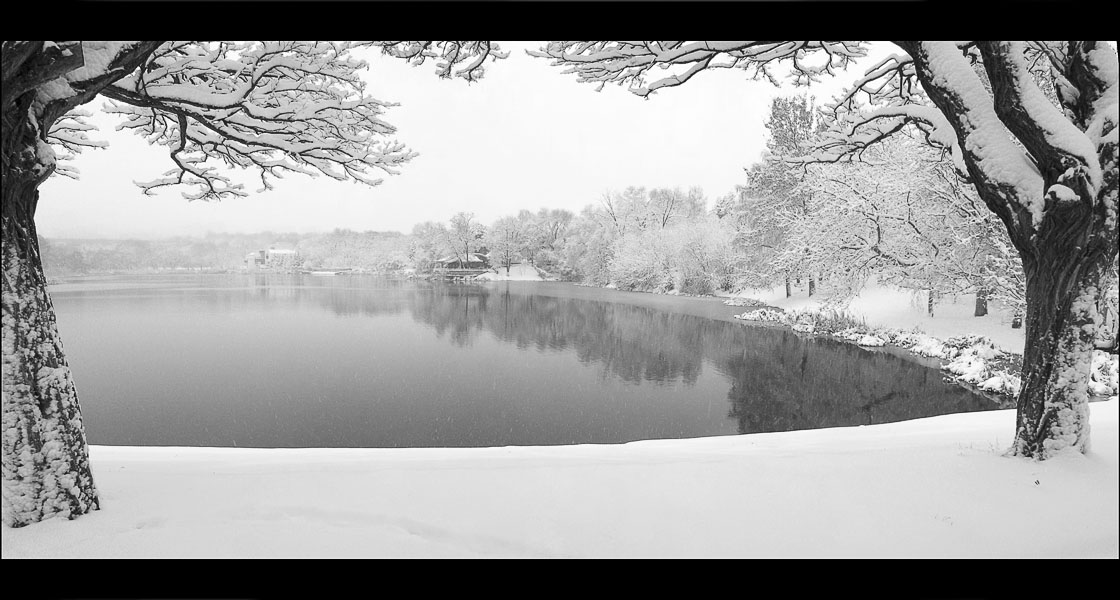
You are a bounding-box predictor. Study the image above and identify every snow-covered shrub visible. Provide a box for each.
[734,308,785,322]
[835,328,886,347]
[605,217,737,295]
[978,373,1023,396]
[1089,350,1119,397]
[723,297,769,308]
[940,336,1023,398]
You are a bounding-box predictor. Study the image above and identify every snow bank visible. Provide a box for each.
[733,279,1026,353]
[729,279,1119,402]
[474,264,546,282]
[4,400,1116,558]
[836,328,886,347]
[732,308,785,322]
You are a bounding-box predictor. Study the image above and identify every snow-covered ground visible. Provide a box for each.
[475,263,547,281]
[5,278,1117,558]
[729,280,1119,400]
[3,398,1116,558]
[734,280,1025,353]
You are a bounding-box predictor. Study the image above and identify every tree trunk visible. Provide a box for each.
[2,104,100,527]
[1011,250,1110,458]
[974,287,989,317]
[808,275,815,297]
[784,275,791,298]
[927,289,936,317]
[900,39,1120,461]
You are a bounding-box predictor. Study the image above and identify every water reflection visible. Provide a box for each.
[49,275,997,447]
[407,285,703,386]
[404,283,990,433]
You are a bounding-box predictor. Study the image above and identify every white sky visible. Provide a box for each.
[37,41,891,239]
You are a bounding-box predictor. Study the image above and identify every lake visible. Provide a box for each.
[48,274,998,448]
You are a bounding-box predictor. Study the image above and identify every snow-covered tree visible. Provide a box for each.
[485,215,529,274]
[531,207,574,270]
[781,133,1023,314]
[734,94,823,296]
[532,40,1119,460]
[648,186,707,229]
[409,221,451,272]
[561,205,618,284]
[443,212,486,266]
[1,40,504,527]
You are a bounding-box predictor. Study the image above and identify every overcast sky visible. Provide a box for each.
[37,41,890,240]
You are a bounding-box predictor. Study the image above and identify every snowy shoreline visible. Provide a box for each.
[4,399,1116,558]
[7,275,1116,557]
[563,279,1119,403]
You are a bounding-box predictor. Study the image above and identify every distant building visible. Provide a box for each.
[434,253,488,270]
[245,250,267,270]
[246,247,300,271]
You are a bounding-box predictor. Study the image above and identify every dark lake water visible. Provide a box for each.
[48,274,998,448]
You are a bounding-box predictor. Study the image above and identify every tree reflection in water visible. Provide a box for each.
[54,275,998,445]
[403,282,994,433]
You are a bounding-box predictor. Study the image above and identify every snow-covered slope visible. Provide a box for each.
[475,263,547,281]
[4,399,1116,558]
[735,279,1026,353]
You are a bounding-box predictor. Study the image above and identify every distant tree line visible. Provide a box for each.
[39,94,1118,346]
[38,230,407,276]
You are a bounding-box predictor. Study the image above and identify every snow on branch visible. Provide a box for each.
[528,41,868,97]
[981,42,1102,203]
[531,40,1112,236]
[99,41,424,200]
[45,109,107,179]
[907,42,1049,228]
[371,41,508,81]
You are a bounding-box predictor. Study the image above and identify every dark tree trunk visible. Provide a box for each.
[1011,242,1111,458]
[927,290,937,317]
[2,95,99,527]
[808,275,815,297]
[896,40,1120,460]
[784,275,791,298]
[974,287,989,317]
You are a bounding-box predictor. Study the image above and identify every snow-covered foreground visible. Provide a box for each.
[5,399,1116,558]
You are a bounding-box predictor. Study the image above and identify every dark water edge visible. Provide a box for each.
[48,274,1000,448]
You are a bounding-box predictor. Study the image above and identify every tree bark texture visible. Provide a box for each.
[2,88,99,527]
[901,40,1119,458]
[1011,227,1112,457]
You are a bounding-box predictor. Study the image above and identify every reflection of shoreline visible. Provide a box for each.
[406,281,996,434]
[54,274,999,442]
[504,280,1010,402]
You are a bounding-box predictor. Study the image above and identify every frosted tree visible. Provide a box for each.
[1,40,504,527]
[561,205,618,284]
[735,95,823,296]
[783,133,1022,313]
[486,215,529,274]
[531,207,574,270]
[443,212,486,266]
[532,41,1119,460]
[648,186,707,229]
[409,221,451,272]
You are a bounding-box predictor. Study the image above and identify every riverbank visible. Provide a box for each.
[558,278,1118,402]
[8,275,1115,557]
[4,398,1116,558]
